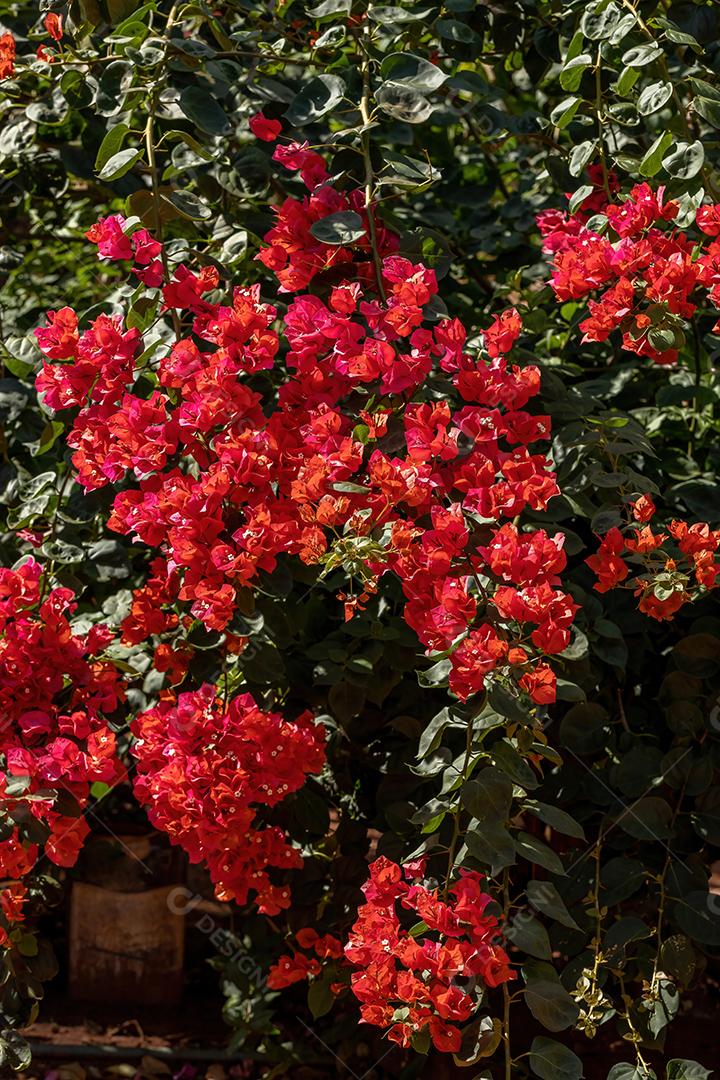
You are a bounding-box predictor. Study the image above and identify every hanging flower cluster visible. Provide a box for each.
[539,180,720,365]
[0,837,36,947]
[34,139,575,712]
[343,857,513,1053]
[266,927,344,989]
[586,495,720,619]
[0,559,125,892]
[0,32,15,79]
[131,685,326,914]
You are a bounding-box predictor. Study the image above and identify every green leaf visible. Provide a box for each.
[601,857,646,906]
[604,916,652,949]
[17,932,38,957]
[654,16,702,50]
[486,683,532,726]
[286,74,346,125]
[26,93,69,126]
[569,139,596,177]
[559,54,592,93]
[617,796,673,841]
[622,42,663,67]
[465,821,516,875]
[689,77,720,102]
[417,658,451,688]
[179,86,231,135]
[452,1016,502,1066]
[95,122,130,171]
[674,891,720,946]
[694,96,720,129]
[306,0,351,19]
[529,1036,583,1080]
[2,353,33,380]
[666,1061,712,1080]
[640,130,674,177]
[637,81,673,115]
[523,800,585,840]
[523,962,579,1032]
[379,151,440,187]
[662,140,705,180]
[646,976,679,1038]
[515,833,565,875]
[527,880,580,931]
[660,935,696,985]
[309,211,365,245]
[417,707,465,759]
[568,185,593,213]
[369,4,437,26]
[307,970,335,1018]
[492,739,539,789]
[166,189,213,220]
[165,129,215,161]
[607,1067,656,1080]
[506,913,552,960]
[32,420,65,457]
[376,82,434,123]
[462,767,513,821]
[97,147,143,181]
[550,96,582,129]
[617,66,640,96]
[380,52,447,92]
[437,18,479,44]
[559,702,609,754]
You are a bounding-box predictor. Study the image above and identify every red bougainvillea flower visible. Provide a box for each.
[36,150,574,718]
[266,928,344,989]
[586,528,629,593]
[585,510,720,620]
[539,177,720,366]
[0,560,126,890]
[344,857,513,1053]
[629,494,656,522]
[131,686,326,914]
[0,32,15,78]
[43,12,63,39]
[249,111,282,141]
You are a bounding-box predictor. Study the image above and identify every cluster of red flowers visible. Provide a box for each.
[130,685,326,914]
[266,926,344,989]
[0,836,36,947]
[539,180,720,365]
[0,559,125,928]
[586,494,720,619]
[0,13,63,77]
[35,135,575,710]
[343,857,513,1053]
[257,139,398,291]
[0,31,15,78]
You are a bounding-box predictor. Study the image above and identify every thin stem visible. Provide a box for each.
[444,717,474,888]
[618,972,653,1076]
[594,47,612,202]
[358,25,386,303]
[143,4,182,338]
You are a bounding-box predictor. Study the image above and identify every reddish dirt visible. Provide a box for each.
[19,979,720,1080]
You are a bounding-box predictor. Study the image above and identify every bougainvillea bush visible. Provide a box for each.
[2,0,720,1075]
